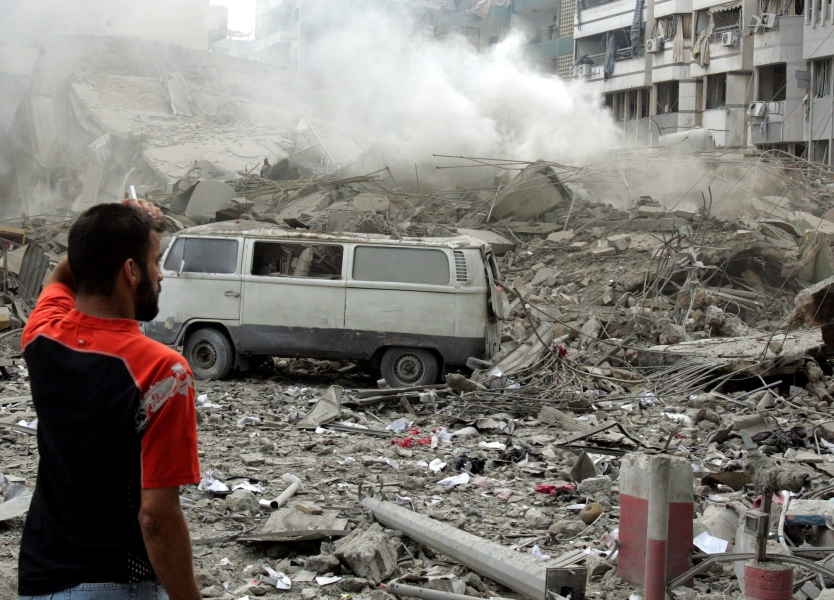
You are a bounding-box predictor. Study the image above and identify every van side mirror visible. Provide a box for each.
[177,259,185,277]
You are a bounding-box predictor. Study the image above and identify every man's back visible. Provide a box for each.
[18,283,198,595]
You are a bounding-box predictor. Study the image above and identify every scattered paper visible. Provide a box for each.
[262,565,291,590]
[429,458,446,473]
[438,472,470,486]
[532,545,550,560]
[386,418,412,434]
[693,531,728,554]
[316,576,342,586]
[478,441,507,450]
[232,482,263,494]
[236,416,261,427]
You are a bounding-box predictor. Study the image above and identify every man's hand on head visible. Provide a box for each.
[123,198,164,228]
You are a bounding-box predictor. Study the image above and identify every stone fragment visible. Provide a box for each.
[225,489,259,514]
[638,205,666,216]
[201,585,224,598]
[333,523,398,583]
[547,230,575,244]
[305,553,342,574]
[607,234,631,252]
[568,241,589,252]
[549,519,586,538]
[524,508,554,529]
[240,453,265,466]
[300,588,317,599]
[590,246,616,257]
[333,578,369,593]
[587,554,614,579]
[577,475,613,497]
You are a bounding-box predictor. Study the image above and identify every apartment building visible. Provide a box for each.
[433,0,577,77]
[568,0,833,160]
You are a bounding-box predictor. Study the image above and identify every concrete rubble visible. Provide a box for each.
[7,31,834,600]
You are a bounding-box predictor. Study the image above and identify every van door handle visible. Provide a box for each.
[224,291,240,297]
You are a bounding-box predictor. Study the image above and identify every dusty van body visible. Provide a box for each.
[145,222,507,386]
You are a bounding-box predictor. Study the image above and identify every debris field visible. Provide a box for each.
[3,142,834,600]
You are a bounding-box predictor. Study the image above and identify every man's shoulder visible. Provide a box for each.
[123,334,193,385]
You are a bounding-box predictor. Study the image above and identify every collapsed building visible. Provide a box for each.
[4,9,834,600]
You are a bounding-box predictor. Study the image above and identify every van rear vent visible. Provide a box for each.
[454,251,468,282]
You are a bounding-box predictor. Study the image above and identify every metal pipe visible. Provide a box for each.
[644,456,671,600]
[385,582,496,600]
[361,497,549,600]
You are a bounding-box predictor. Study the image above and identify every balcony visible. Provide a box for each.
[575,0,644,38]
[525,30,574,61]
[750,100,805,144]
[435,2,512,34]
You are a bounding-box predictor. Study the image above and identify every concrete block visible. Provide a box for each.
[591,246,616,257]
[637,206,666,216]
[225,489,259,515]
[567,241,589,252]
[456,228,516,255]
[547,230,575,244]
[577,475,613,497]
[304,553,341,574]
[618,453,693,587]
[607,234,631,253]
[333,523,398,583]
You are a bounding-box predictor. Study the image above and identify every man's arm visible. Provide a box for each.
[139,487,201,600]
[44,258,75,290]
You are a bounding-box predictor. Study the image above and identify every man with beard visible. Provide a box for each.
[17,200,201,600]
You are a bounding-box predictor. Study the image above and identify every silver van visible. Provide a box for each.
[146,222,507,386]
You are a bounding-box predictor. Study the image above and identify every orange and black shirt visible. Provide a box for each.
[17,283,200,595]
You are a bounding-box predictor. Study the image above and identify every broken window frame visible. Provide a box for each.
[250,241,345,280]
[815,59,832,98]
[656,81,680,114]
[705,73,728,110]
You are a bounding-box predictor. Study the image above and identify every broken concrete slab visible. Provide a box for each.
[185,181,237,224]
[333,523,398,584]
[488,162,571,222]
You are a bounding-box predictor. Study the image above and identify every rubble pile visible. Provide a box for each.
[5,34,834,599]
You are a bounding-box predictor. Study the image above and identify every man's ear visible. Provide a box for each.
[123,258,142,289]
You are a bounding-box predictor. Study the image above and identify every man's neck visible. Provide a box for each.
[75,293,135,320]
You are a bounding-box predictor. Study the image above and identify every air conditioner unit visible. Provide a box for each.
[577,64,592,77]
[748,15,764,33]
[766,101,783,115]
[748,101,766,117]
[569,66,577,78]
[721,31,739,46]
[646,36,665,53]
[762,12,779,29]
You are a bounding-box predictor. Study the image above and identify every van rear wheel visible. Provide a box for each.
[185,328,234,380]
[380,347,439,388]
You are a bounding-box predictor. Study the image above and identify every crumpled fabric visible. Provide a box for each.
[691,14,713,67]
[604,31,616,80]
[673,15,685,64]
[468,0,510,19]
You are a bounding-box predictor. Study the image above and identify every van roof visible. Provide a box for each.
[175,221,491,250]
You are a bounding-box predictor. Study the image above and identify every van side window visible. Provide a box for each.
[352,247,450,285]
[163,238,239,274]
[251,242,344,279]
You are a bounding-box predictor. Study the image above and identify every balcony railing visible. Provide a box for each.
[615,45,643,60]
[527,26,558,44]
[579,0,619,10]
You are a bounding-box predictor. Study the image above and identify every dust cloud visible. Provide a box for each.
[302,3,621,188]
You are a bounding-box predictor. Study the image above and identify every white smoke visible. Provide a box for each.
[305,4,620,186]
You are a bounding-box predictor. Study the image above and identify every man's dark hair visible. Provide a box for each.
[69,204,159,296]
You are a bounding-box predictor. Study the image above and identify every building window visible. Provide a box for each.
[656,81,680,114]
[353,247,450,286]
[251,242,343,279]
[757,64,787,102]
[641,88,651,119]
[706,73,727,109]
[815,59,831,98]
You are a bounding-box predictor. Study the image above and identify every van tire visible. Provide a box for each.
[380,347,439,388]
[185,328,234,380]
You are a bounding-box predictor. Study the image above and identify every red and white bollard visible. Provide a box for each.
[644,456,671,600]
[743,561,793,600]
[618,453,694,589]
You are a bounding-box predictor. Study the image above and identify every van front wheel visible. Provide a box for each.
[380,347,439,388]
[185,328,234,380]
